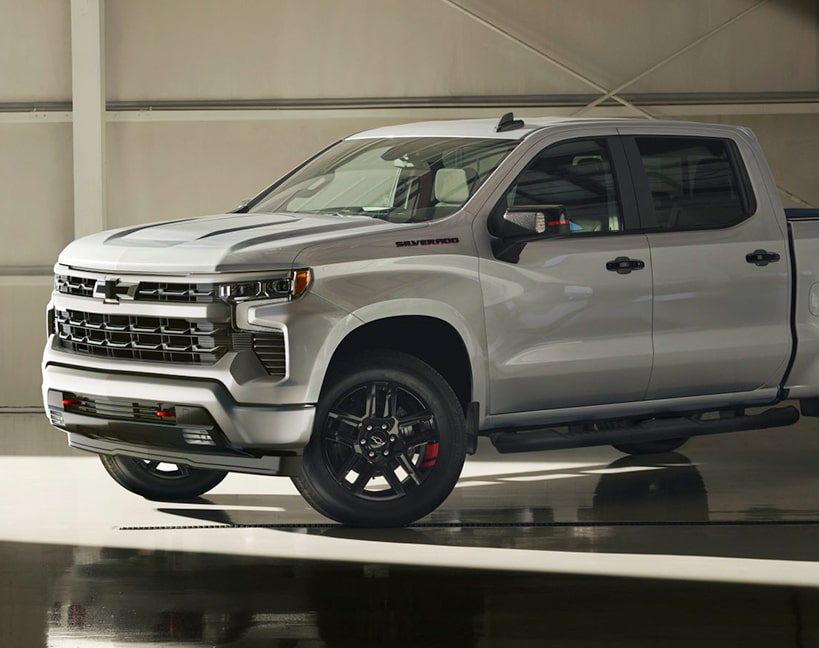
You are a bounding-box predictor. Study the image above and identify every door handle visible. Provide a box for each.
[606,256,645,275]
[745,249,781,267]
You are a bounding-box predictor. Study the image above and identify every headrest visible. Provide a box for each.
[573,158,604,176]
[434,168,470,205]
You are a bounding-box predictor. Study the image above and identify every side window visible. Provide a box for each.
[494,138,624,235]
[634,137,753,231]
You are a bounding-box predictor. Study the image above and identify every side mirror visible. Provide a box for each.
[491,204,569,264]
[498,205,570,239]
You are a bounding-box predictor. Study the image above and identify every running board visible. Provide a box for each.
[489,406,800,454]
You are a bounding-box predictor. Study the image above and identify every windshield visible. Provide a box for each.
[249,137,518,223]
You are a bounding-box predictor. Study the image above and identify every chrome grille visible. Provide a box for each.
[136,281,218,303]
[53,310,287,376]
[54,309,229,364]
[56,274,219,303]
[55,275,96,298]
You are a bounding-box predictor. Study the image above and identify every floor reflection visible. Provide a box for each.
[4,414,819,644]
[30,543,817,646]
[149,452,819,562]
[590,453,709,522]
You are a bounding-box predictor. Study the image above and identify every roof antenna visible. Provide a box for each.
[495,112,524,133]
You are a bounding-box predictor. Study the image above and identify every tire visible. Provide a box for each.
[99,454,228,500]
[612,437,689,455]
[292,350,466,527]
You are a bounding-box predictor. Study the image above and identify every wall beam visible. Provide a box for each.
[70,0,106,238]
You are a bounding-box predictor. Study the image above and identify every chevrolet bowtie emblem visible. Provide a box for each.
[93,278,137,303]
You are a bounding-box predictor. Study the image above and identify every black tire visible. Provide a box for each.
[99,454,228,500]
[612,437,689,455]
[292,351,466,527]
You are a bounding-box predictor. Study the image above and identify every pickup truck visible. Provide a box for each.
[42,114,819,526]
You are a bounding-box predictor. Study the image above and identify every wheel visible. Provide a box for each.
[612,437,689,455]
[99,454,228,500]
[292,351,466,527]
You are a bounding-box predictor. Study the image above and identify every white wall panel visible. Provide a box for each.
[0,124,74,266]
[104,0,592,101]
[104,0,819,103]
[461,0,818,95]
[0,0,72,102]
[632,0,818,94]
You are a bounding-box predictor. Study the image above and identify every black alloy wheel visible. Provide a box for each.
[293,351,466,527]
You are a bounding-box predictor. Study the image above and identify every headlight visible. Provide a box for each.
[218,269,312,303]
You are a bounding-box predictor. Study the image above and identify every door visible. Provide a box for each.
[622,132,792,399]
[480,136,654,415]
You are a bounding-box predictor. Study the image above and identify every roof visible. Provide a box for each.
[345,116,638,141]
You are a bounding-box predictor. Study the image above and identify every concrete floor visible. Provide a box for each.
[2,411,819,646]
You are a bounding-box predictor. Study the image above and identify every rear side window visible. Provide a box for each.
[634,137,754,231]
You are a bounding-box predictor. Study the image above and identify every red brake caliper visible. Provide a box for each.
[420,442,439,468]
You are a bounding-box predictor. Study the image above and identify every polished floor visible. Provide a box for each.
[2,411,819,646]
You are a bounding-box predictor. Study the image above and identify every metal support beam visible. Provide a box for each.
[575,0,769,116]
[70,0,106,238]
[440,0,654,119]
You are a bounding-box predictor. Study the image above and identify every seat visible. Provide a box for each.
[431,168,471,219]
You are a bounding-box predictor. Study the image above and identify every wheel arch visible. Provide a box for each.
[323,315,475,412]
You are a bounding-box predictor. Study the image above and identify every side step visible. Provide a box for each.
[489,406,800,454]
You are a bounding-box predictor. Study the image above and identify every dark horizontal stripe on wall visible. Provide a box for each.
[2,92,819,113]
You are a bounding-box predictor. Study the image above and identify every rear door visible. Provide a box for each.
[478,133,654,415]
[619,126,792,399]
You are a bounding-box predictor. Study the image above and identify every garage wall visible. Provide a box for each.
[2,0,819,406]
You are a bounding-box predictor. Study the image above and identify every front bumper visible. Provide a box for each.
[64,430,302,476]
[43,363,314,475]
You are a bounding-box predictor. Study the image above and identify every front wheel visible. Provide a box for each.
[292,351,466,527]
[99,455,228,500]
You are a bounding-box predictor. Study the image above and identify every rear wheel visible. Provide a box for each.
[612,437,689,455]
[99,455,228,500]
[292,351,466,527]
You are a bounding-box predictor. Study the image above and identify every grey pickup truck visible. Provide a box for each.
[42,114,819,526]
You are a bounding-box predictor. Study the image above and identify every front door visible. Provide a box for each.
[480,136,654,415]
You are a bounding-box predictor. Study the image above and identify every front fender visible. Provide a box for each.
[245,256,488,408]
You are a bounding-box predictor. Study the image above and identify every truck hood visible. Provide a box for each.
[58,212,393,274]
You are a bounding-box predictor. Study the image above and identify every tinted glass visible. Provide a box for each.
[250,137,518,223]
[496,139,623,235]
[635,137,750,230]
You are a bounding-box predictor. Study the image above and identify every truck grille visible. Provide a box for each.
[53,309,287,376]
[55,309,229,364]
[55,274,218,303]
